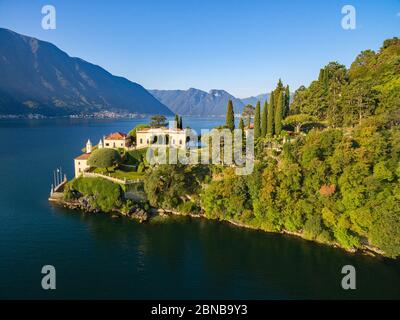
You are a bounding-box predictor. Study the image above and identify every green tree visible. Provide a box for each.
[267,91,275,136]
[150,115,167,127]
[242,104,255,118]
[342,79,378,126]
[275,91,284,135]
[88,148,121,171]
[238,117,245,146]
[283,114,319,133]
[226,99,235,131]
[254,101,261,139]
[68,177,123,212]
[179,116,183,129]
[284,85,290,118]
[238,117,244,131]
[247,114,251,128]
[261,100,268,137]
[174,114,179,128]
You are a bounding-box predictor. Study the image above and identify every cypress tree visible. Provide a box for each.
[226,99,235,131]
[239,117,244,131]
[254,101,261,139]
[318,69,324,82]
[284,85,290,118]
[261,100,268,137]
[238,117,245,147]
[323,68,329,89]
[275,91,284,135]
[179,116,183,129]
[267,91,275,136]
[174,114,179,128]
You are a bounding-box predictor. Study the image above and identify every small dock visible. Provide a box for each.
[48,167,68,202]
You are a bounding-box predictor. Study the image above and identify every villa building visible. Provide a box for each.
[98,132,130,150]
[73,129,187,178]
[136,127,187,149]
[74,140,92,177]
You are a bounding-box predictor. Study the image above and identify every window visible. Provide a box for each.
[79,168,81,172]
[105,143,110,146]
[173,139,175,144]
[140,139,143,144]
[179,140,182,145]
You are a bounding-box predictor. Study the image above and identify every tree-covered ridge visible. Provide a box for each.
[143,38,400,258]
[202,122,400,257]
[291,37,400,127]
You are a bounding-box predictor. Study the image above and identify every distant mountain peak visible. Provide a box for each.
[149,88,244,116]
[0,28,172,116]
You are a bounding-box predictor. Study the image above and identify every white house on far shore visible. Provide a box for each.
[136,127,187,149]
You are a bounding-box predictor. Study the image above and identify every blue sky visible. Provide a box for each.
[0,0,399,97]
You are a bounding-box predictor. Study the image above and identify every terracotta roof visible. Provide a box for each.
[104,132,127,140]
[75,153,91,160]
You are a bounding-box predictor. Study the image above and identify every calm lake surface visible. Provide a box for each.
[0,117,399,299]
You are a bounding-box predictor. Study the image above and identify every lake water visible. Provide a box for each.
[0,117,399,299]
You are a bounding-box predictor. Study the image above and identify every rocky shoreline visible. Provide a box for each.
[52,197,387,258]
[54,197,150,223]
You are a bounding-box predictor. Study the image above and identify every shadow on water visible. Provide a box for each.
[53,206,400,299]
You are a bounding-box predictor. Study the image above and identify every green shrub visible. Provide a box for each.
[88,148,121,170]
[70,177,123,212]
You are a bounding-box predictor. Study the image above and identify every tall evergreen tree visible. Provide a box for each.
[275,91,284,135]
[276,79,284,92]
[174,114,179,128]
[254,101,261,139]
[238,117,245,147]
[267,91,275,136]
[284,85,290,118]
[179,116,183,129]
[226,99,235,131]
[238,117,244,131]
[261,100,268,137]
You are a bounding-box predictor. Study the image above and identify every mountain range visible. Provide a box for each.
[241,93,270,107]
[0,28,285,117]
[0,28,172,116]
[149,88,247,116]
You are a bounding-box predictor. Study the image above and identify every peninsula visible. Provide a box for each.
[51,38,400,259]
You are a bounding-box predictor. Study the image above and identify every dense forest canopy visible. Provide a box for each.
[143,38,400,257]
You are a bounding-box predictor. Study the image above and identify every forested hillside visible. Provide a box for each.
[144,38,400,257]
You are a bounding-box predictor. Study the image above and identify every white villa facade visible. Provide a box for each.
[74,128,188,178]
[74,139,92,177]
[136,127,187,149]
